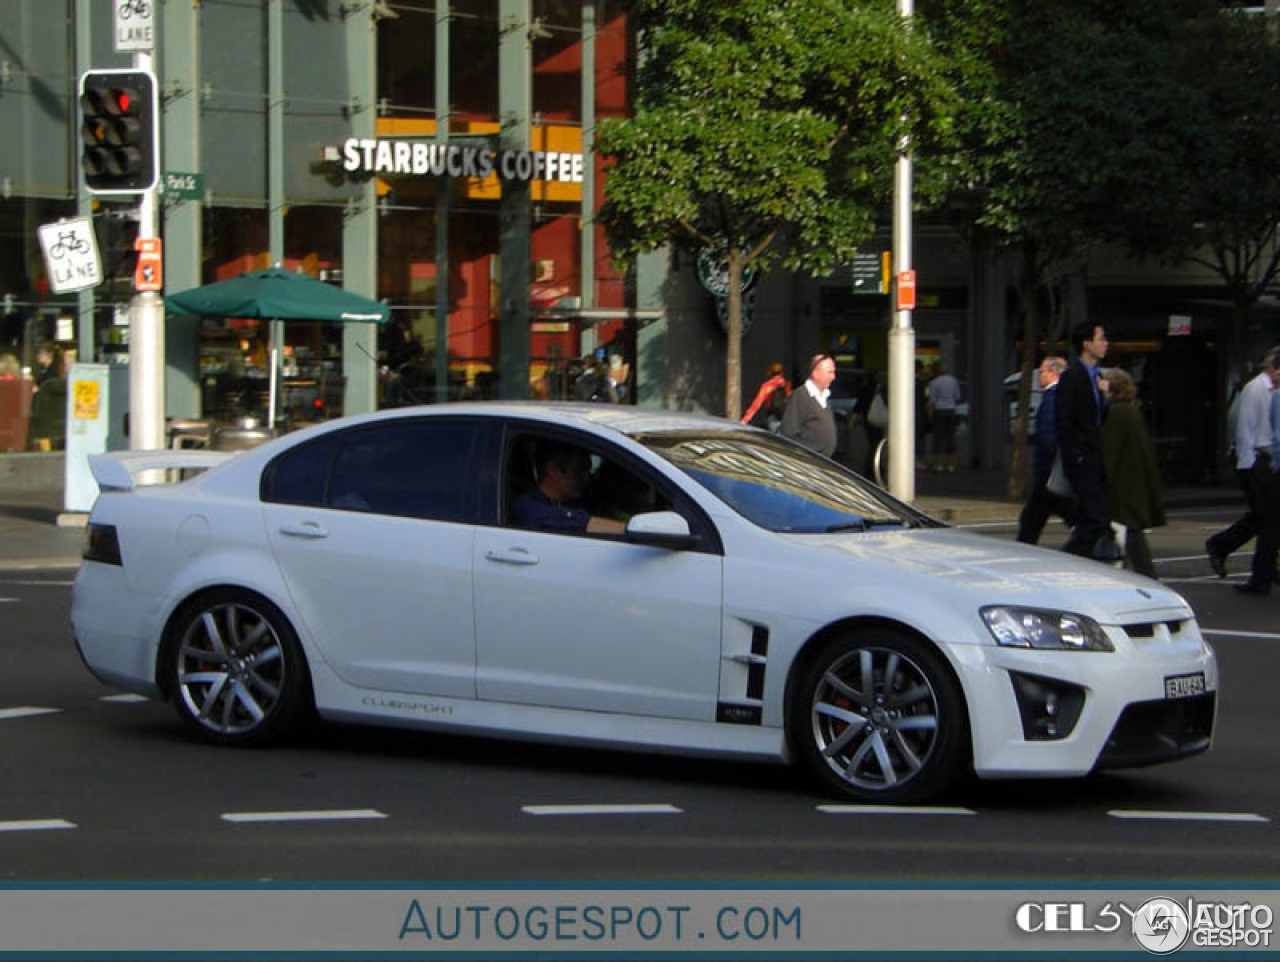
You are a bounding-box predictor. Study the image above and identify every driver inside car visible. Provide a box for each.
[510,442,625,534]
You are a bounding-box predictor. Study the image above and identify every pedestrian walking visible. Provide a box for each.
[926,362,962,472]
[741,362,791,431]
[1056,321,1121,561]
[1206,345,1280,595]
[779,353,837,458]
[859,370,887,476]
[1016,356,1077,544]
[1099,368,1165,578]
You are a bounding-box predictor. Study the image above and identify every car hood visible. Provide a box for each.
[781,526,1191,623]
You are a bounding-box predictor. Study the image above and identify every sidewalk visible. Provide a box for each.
[0,467,1242,570]
[913,466,1241,524]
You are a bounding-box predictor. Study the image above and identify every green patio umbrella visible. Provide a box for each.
[167,267,389,426]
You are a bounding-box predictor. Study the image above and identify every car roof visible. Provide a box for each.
[322,402,743,439]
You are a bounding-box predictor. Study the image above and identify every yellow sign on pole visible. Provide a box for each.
[72,379,101,420]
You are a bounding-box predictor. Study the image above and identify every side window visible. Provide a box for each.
[504,433,671,535]
[262,434,339,507]
[326,420,477,521]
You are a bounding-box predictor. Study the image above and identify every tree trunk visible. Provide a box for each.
[725,245,743,419]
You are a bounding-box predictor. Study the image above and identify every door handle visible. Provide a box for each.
[279,521,329,540]
[484,547,539,566]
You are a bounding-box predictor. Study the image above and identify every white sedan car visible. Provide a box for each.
[72,404,1216,804]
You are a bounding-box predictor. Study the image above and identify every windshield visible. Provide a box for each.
[636,430,938,534]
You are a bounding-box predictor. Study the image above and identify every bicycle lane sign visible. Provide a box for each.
[38,217,103,294]
[115,0,155,53]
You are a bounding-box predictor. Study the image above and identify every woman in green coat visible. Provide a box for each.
[1100,368,1166,578]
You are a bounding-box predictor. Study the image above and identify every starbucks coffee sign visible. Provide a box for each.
[337,138,584,183]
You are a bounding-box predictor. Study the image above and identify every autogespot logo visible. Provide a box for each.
[1131,898,1191,955]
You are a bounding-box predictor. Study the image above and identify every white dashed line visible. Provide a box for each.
[100,693,150,703]
[220,809,388,823]
[1108,810,1269,823]
[817,805,976,815]
[0,706,62,720]
[1202,629,1280,641]
[522,804,683,816]
[0,819,76,832]
[0,598,16,604]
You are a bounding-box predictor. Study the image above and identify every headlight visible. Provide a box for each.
[980,606,1113,652]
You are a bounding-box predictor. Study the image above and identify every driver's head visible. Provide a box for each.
[538,443,592,501]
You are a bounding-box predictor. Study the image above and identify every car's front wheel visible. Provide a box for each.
[162,589,310,746]
[790,629,969,804]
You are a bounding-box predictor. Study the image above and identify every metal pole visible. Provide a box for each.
[129,49,165,452]
[435,0,451,403]
[267,0,285,427]
[887,0,915,501]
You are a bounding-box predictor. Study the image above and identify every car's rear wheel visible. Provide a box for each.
[790,629,969,804]
[162,589,309,746]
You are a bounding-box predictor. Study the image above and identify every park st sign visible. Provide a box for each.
[333,137,584,184]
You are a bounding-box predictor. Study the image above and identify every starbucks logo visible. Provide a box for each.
[696,249,759,298]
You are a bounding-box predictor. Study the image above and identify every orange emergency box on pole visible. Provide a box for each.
[897,269,916,311]
[134,236,163,292]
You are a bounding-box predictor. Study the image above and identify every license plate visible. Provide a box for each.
[1165,672,1206,699]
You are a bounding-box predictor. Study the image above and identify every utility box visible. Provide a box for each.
[64,363,130,513]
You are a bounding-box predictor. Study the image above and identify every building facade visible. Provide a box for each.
[1,0,1275,484]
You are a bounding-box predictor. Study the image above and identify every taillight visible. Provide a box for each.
[83,523,123,566]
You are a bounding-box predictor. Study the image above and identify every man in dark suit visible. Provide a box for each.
[1017,355,1077,544]
[1055,322,1120,560]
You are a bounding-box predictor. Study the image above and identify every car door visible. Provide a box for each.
[472,428,724,721]
[263,417,481,699]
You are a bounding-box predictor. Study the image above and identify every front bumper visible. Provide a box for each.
[952,616,1218,779]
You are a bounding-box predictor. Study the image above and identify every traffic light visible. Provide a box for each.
[79,68,159,194]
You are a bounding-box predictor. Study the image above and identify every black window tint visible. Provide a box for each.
[326,420,476,521]
[263,434,339,507]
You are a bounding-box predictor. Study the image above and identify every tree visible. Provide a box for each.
[1118,7,1280,379]
[919,0,1209,498]
[596,0,954,417]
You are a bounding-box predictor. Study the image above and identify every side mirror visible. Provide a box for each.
[624,510,698,550]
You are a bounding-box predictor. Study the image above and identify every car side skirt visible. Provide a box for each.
[309,661,787,763]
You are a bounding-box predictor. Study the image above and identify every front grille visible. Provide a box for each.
[1095,692,1215,769]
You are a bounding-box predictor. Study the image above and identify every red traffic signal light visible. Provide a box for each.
[79,69,158,194]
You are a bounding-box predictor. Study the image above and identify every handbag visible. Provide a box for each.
[1046,452,1072,497]
[867,393,888,430]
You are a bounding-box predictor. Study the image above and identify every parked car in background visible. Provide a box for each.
[73,404,1216,804]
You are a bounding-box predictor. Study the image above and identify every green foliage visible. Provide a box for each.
[597,0,955,414]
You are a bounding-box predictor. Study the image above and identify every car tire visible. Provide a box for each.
[789,629,969,804]
[161,588,311,747]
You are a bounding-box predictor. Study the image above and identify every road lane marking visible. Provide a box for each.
[1108,810,1269,823]
[0,819,76,832]
[221,809,388,823]
[0,598,15,604]
[0,707,61,720]
[1202,629,1280,641]
[818,805,975,815]
[0,579,75,586]
[100,693,149,703]
[522,804,683,816]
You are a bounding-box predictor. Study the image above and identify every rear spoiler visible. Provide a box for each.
[88,450,235,492]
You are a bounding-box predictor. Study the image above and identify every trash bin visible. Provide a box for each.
[211,418,276,452]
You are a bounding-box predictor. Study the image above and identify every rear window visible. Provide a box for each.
[263,419,478,522]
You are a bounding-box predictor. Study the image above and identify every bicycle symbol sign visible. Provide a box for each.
[38,217,102,294]
[114,0,154,51]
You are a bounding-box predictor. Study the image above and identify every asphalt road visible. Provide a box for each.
[2,505,1278,883]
